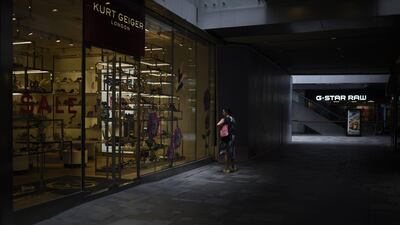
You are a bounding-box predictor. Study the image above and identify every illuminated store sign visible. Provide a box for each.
[92,3,144,31]
[316,95,367,102]
[84,0,145,57]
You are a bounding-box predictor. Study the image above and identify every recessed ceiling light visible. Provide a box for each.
[52,8,58,12]
[69,43,74,47]
[28,32,33,36]
[105,1,110,5]
[13,41,33,45]
[188,47,192,50]
[12,17,16,21]
[179,43,183,47]
[56,39,61,43]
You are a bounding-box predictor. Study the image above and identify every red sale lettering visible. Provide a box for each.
[20,93,34,114]
[37,96,52,113]
[68,98,77,114]
[55,97,64,113]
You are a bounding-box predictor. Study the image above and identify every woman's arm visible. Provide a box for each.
[217,118,224,126]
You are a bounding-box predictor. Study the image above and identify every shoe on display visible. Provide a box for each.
[87,111,94,117]
[168,103,179,112]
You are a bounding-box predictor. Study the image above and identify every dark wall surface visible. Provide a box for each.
[0,0,14,224]
[217,45,291,156]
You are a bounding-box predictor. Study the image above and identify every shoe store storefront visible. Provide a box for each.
[3,0,216,215]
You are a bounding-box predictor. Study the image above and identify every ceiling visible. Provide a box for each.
[209,17,400,75]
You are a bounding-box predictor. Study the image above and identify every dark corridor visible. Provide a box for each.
[34,142,400,225]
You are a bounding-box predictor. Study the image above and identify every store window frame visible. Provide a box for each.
[7,0,217,214]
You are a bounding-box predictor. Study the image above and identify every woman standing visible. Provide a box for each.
[217,108,237,173]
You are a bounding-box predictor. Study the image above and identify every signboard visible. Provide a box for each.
[83,0,145,57]
[316,95,367,102]
[347,109,361,136]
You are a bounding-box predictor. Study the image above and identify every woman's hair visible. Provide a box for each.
[223,108,232,115]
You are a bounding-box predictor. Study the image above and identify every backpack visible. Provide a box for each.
[228,116,236,136]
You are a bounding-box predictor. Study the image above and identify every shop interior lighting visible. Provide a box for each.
[148,73,173,77]
[98,62,135,68]
[146,81,172,85]
[52,8,58,12]
[140,70,173,77]
[123,93,177,99]
[13,41,32,45]
[13,69,51,75]
[144,94,178,99]
[28,32,33,36]
[56,38,61,43]
[105,1,111,5]
[149,73,170,77]
[12,17,16,21]
[145,47,163,51]
[68,43,74,47]
[145,28,149,32]
[140,61,170,67]
[100,69,138,77]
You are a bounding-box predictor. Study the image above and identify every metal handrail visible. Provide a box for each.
[293,92,344,120]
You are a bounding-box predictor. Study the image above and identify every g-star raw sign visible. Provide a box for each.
[84,0,145,57]
[316,95,367,102]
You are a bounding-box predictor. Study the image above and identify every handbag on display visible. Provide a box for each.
[220,124,229,137]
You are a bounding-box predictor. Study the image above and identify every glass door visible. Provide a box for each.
[85,48,140,190]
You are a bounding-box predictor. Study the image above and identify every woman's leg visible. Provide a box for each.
[230,136,236,171]
[221,138,230,172]
[224,151,230,171]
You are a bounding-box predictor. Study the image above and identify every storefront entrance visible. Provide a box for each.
[10,0,216,212]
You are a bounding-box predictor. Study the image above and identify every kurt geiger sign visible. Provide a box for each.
[84,0,145,57]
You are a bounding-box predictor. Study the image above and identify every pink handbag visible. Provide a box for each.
[220,124,229,137]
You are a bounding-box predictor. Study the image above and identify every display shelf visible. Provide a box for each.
[13,68,54,93]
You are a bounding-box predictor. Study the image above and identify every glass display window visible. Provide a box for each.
[12,0,83,210]
[11,0,216,211]
[173,30,197,165]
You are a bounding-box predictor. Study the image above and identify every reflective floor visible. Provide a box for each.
[35,142,400,225]
[292,135,391,146]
